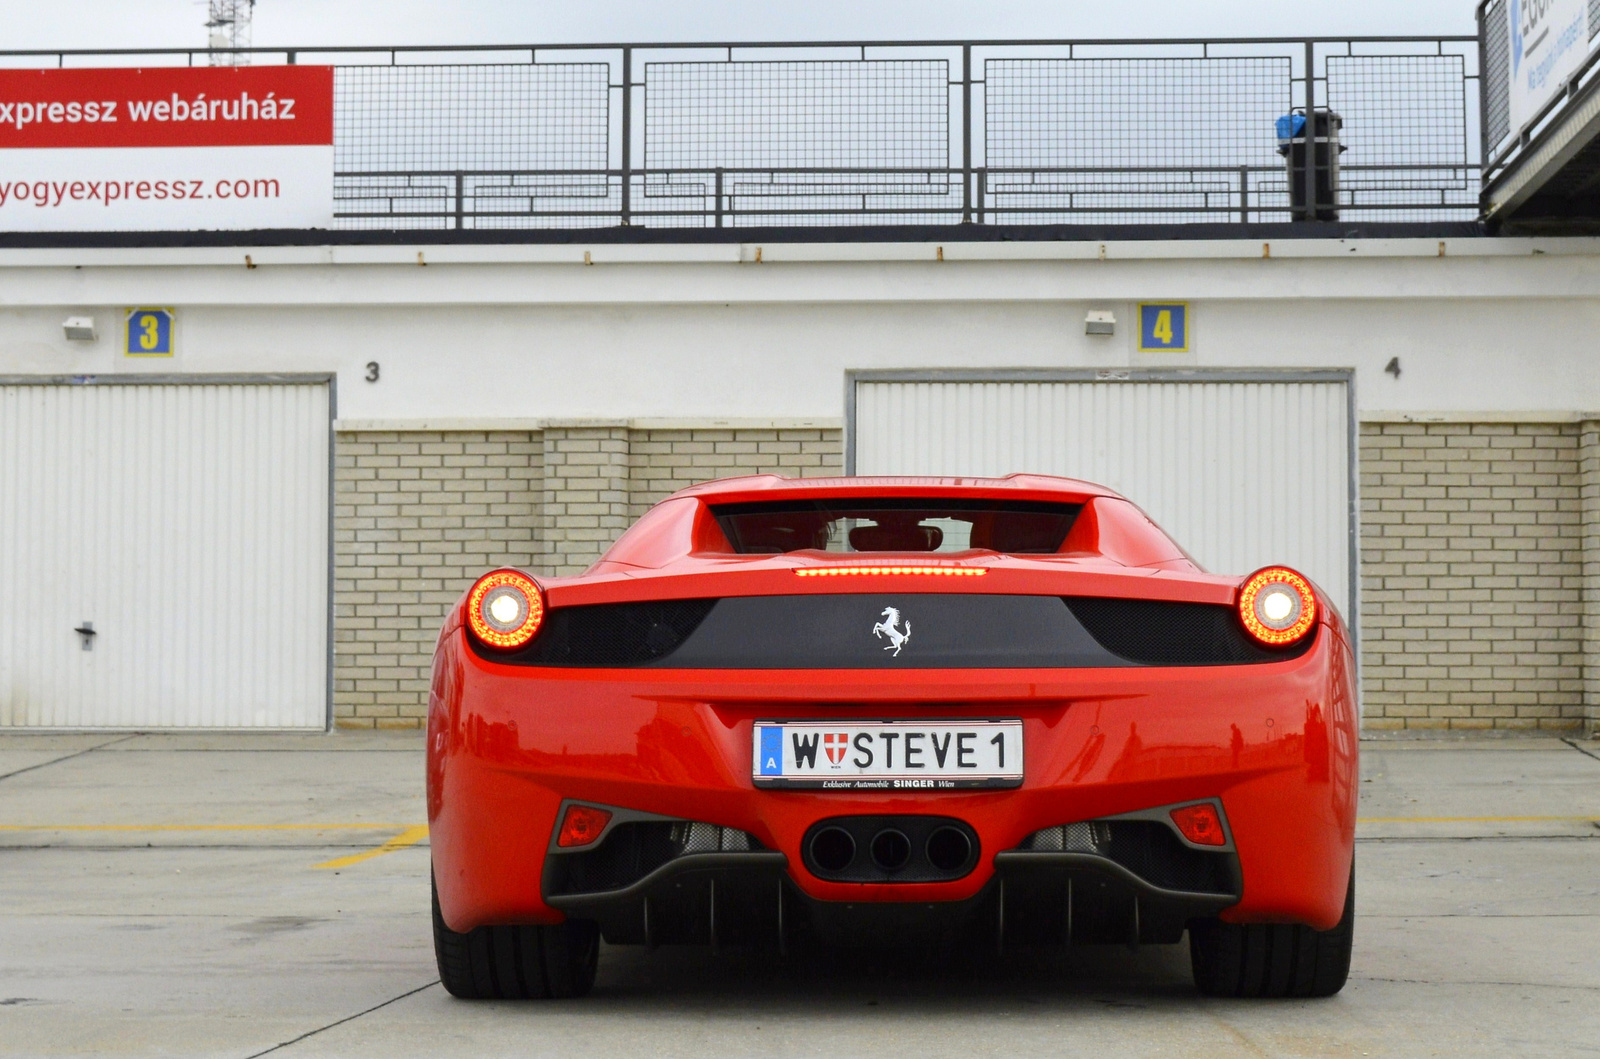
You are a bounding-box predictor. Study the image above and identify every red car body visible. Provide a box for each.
[428,475,1358,986]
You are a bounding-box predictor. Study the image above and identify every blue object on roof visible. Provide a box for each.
[1276,113,1307,141]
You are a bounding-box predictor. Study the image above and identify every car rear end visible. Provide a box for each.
[426,477,1357,997]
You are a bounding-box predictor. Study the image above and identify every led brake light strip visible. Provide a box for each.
[793,566,986,577]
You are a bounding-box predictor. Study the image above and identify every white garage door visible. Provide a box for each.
[0,378,330,729]
[851,371,1354,619]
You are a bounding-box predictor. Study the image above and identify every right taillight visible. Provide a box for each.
[1238,566,1317,647]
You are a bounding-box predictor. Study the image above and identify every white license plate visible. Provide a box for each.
[752,720,1023,791]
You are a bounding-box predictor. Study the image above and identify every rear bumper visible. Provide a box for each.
[428,622,1357,935]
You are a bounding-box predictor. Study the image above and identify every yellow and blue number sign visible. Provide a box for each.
[125,308,174,357]
[1138,303,1189,352]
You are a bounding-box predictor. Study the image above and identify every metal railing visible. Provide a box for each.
[1,38,1485,231]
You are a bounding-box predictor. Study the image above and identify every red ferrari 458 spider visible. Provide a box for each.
[427,475,1357,999]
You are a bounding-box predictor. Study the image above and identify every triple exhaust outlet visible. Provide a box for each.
[802,816,979,882]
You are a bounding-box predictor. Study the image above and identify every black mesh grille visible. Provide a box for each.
[547,823,682,895]
[546,821,765,897]
[483,594,1132,670]
[1021,820,1237,896]
[1064,597,1312,666]
[488,600,717,666]
[480,595,1305,669]
[1102,822,1236,895]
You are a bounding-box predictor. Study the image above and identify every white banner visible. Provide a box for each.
[0,145,333,231]
[1508,0,1593,136]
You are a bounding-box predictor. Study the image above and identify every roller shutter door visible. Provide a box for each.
[0,378,330,729]
[851,373,1354,619]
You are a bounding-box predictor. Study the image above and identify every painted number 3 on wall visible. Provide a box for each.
[124,308,174,357]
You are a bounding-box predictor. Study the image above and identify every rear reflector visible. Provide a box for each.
[794,566,985,578]
[1169,804,1227,847]
[557,805,613,848]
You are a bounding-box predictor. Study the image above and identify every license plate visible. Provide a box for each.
[751,720,1023,791]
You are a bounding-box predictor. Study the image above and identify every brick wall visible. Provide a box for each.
[541,424,631,577]
[1360,422,1589,731]
[628,426,844,517]
[1582,421,1600,729]
[333,430,542,729]
[333,422,844,728]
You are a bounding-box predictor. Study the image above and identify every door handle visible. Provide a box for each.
[74,622,96,651]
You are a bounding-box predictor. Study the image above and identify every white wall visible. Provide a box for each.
[0,237,1597,421]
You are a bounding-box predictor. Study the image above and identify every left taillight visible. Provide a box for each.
[465,569,545,650]
[1237,566,1317,647]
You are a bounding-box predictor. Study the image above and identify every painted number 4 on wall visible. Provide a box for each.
[125,308,174,357]
[1139,303,1188,352]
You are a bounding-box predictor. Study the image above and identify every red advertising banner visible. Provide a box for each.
[0,66,334,230]
[0,66,333,148]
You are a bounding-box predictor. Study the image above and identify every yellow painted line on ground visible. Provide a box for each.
[315,825,431,870]
[0,821,433,869]
[0,822,420,832]
[1358,815,1600,824]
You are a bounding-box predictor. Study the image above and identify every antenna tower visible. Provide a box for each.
[206,0,255,66]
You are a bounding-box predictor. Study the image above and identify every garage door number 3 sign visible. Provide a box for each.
[124,308,174,357]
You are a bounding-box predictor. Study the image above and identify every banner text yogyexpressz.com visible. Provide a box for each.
[0,177,282,208]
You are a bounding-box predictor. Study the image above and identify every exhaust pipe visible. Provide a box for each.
[869,829,912,872]
[808,826,856,873]
[925,825,974,872]
[802,816,980,881]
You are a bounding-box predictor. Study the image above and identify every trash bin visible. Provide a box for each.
[1276,110,1344,222]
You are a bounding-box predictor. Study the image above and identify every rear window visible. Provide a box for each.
[710,498,1082,555]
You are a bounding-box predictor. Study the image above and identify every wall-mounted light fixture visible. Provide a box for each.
[62,317,98,341]
[1085,310,1116,336]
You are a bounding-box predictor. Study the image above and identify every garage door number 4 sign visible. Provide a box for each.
[125,308,174,357]
[1139,302,1189,352]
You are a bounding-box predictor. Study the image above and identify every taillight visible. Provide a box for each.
[465,569,544,650]
[557,805,613,848]
[1169,803,1227,846]
[1237,566,1317,647]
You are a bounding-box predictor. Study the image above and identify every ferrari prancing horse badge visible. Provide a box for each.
[872,606,911,656]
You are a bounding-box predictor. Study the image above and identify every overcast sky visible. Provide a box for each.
[2,0,1480,52]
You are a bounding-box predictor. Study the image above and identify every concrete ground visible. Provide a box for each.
[0,733,1597,1058]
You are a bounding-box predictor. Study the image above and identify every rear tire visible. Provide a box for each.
[1189,863,1354,998]
[432,874,599,999]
